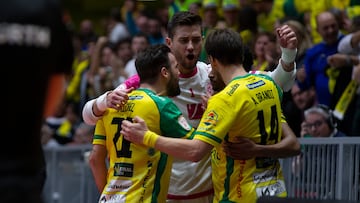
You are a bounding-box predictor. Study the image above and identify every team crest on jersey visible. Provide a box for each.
[203,110,218,126]
[178,116,191,130]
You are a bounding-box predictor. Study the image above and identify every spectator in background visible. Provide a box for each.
[353,63,360,136]
[110,36,133,87]
[147,13,166,45]
[251,0,285,33]
[54,101,81,145]
[326,52,358,136]
[123,1,150,36]
[0,0,73,202]
[333,25,360,136]
[79,19,98,50]
[200,0,220,63]
[41,124,60,148]
[297,11,344,107]
[107,7,130,44]
[188,1,202,15]
[292,105,347,198]
[251,31,277,71]
[300,104,347,137]
[283,83,317,137]
[238,4,259,51]
[124,32,150,78]
[217,0,240,31]
[121,0,145,34]
[66,34,97,116]
[87,36,114,98]
[280,19,314,137]
[67,122,94,145]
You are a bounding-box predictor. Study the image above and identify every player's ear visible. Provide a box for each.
[160,66,170,79]
[165,37,171,47]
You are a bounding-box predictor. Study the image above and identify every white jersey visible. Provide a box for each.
[167,61,214,200]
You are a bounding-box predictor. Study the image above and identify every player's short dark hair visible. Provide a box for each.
[167,11,203,39]
[135,44,171,84]
[205,28,244,66]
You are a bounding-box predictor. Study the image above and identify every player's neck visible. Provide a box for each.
[140,83,166,96]
[221,65,247,85]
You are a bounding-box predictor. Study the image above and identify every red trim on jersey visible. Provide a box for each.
[167,188,214,200]
[179,66,198,78]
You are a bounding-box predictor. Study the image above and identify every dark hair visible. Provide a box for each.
[167,11,202,39]
[243,45,253,71]
[254,31,277,44]
[132,32,150,44]
[110,7,122,22]
[238,6,258,33]
[110,36,132,52]
[135,44,171,84]
[205,28,244,66]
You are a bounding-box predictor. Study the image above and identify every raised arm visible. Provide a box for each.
[267,24,298,92]
[82,85,132,125]
[82,74,139,125]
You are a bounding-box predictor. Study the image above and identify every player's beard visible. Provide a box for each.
[167,72,181,97]
[178,53,198,72]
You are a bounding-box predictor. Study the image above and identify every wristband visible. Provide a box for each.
[143,131,159,147]
[280,47,297,65]
[95,92,109,112]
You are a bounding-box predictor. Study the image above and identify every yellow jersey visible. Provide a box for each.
[93,88,195,203]
[194,73,286,203]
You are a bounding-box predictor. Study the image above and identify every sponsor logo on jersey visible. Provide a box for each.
[100,193,126,203]
[105,179,132,192]
[203,110,218,126]
[253,169,278,184]
[255,180,286,197]
[246,80,265,89]
[129,95,143,100]
[178,115,192,130]
[114,163,134,177]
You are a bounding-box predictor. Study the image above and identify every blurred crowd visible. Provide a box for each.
[41,0,360,148]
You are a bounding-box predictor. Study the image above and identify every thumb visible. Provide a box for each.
[132,116,144,124]
[126,87,134,93]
